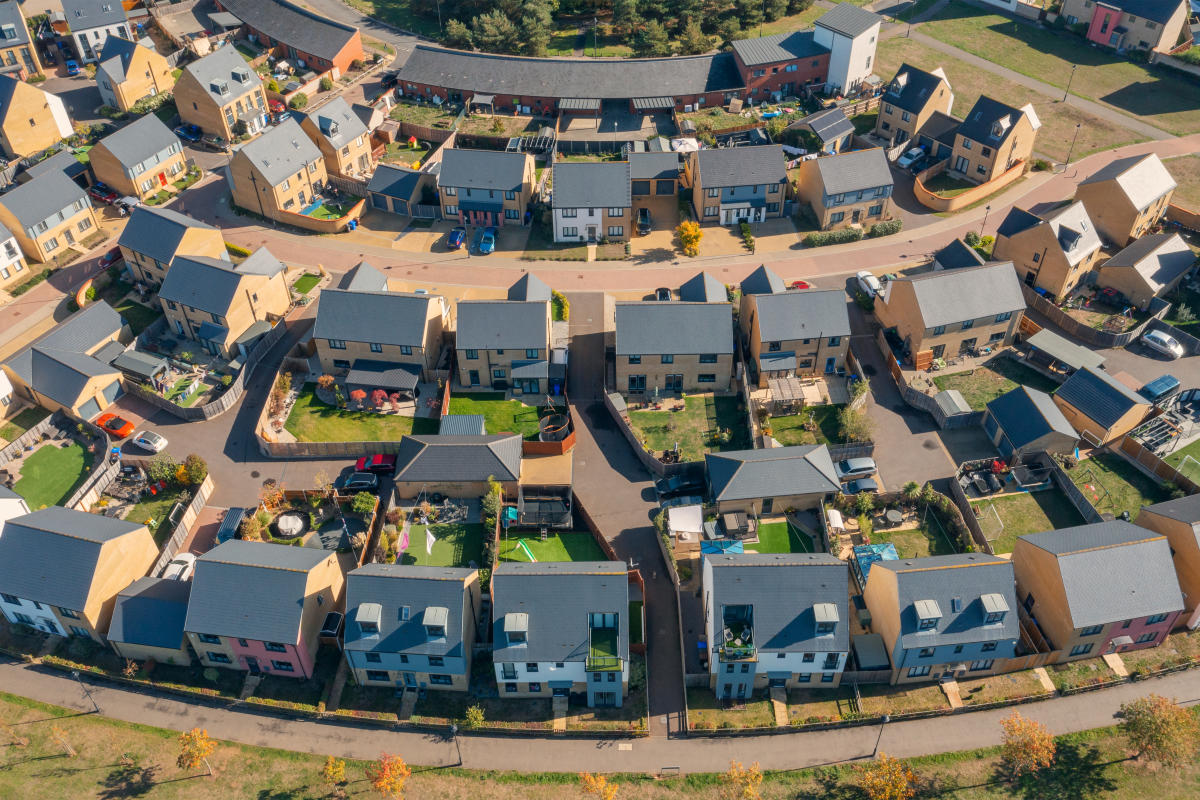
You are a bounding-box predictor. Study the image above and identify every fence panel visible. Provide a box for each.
[949,475,992,555]
[1021,285,1169,348]
[148,474,215,576]
[1046,456,1105,523]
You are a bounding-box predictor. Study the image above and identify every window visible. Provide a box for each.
[207,652,231,663]
[67,625,88,638]
[0,594,18,605]
[969,660,994,671]
[505,190,516,200]
[526,663,538,672]
[829,211,845,224]
[400,345,413,356]
[704,206,718,217]
[918,647,935,658]
[562,226,578,237]
[13,613,32,625]
[366,670,389,682]
[1136,632,1157,644]
[593,672,603,682]
[264,642,287,653]
[697,374,716,383]
[741,663,750,673]
[1079,625,1103,637]
[271,661,294,672]
[706,187,720,198]
[962,139,972,150]
[725,663,734,673]
[977,165,987,176]
[280,178,290,191]
[932,325,946,336]
[197,633,220,644]
[465,349,478,360]
[505,208,519,220]
[802,652,815,663]
[607,208,624,217]
[399,654,409,663]
[555,662,565,669]
[768,183,779,194]
[333,359,351,369]
[982,642,997,652]
[985,611,1005,624]
[370,343,383,353]
[561,208,577,217]
[699,353,718,363]
[364,652,382,663]
[44,237,58,252]
[817,621,835,635]
[961,319,974,331]
[607,226,624,237]
[768,341,782,352]
[798,673,812,683]
[989,332,1005,343]
[661,354,674,364]
[505,682,518,692]
[867,204,883,217]
[1070,643,1093,657]
[444,186,456,196]
[445,205,458,216]
[907,665,931,677]
[428,656,445,667]
[430,674,452,685]
[954,645,964,654]
[993,311,1012,323]
[493,368,506,379]
[400,606,411,621]
[901,111,911,123]
[627,355,641,365]
[821,673,835,683]
[327,339,346,350]
[1146,613,1169,624]
[1032,252,1041,263]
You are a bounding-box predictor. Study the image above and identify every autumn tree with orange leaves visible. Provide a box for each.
[859,753,918,800]
[579,771,620,799]
[367,753,411,799]
[1000,711,1056,779]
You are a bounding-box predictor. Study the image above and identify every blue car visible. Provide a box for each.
[173,124,202,143]
[446,226,466,250]
[478,226,497,255]
[65,59,79,76]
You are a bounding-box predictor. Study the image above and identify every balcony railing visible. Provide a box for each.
[719,643,757,661]
[585,654,624,672]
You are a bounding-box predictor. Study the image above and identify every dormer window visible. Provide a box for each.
[504,612,528,645]
[357,602,381,635]
[814,602,838,635]
[425,624,445,638]
[915,599,942,631]
[981,593,1009,625]
[360,621,378,633]
[508,630,526,643]
[423,606,449,639]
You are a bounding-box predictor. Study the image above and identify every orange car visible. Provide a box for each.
[95,413,135,439]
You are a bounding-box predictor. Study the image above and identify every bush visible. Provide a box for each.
[289,92,309,110]
[350,59,365,70]
[129,92,173,116]
[352,491,376,516]
[676,220,703,257]
[319,76,334,92]
[239,514,263,541]
[225,241,252,258]
[1179,48,1200,66]
[220,374,232,387]
[804,228,864,247]
[231,119,248,138]
[267,78,280,92]
[551,290,569,322]
[97,104,125,120]
[1031,158,1053,172]
[28,73,46,83]
[84,285,97,301]
[868,219,902,238]
[739,220,755,251]
[9,269,51,297]
[183,454,208,485]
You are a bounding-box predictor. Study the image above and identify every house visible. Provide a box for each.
[812,4,883,95]
[1097,233,1195,310]
[214,0,365,75]
[312,287,447,382]
[229,118,328,223]
[184,540,345,679]
[0,75,73,159]
[393,434,523,499]
[508,272,552,302]
[688,146,787,226]
[993,201,1103,300]
[61,0,130,63]
[1137,495,1200,618]
[0,485,28,524]
[89,114,189,201]
[629,152,680,208]
[705,445,839,515]
[947,96,1039,184]
[874,262,1025,362]
[175,45,269,141]
[0,220,27,294]
[739,288,850,386]
[117,206,230,289]
[0,1,42,77]
[679,271,727,303]
[614,301,734,394]
[456,298,552,394]
[491,561,630,707]
[439,149,535,228]
[730,30,831,102]
[367,164,430,217]
[0,507,157,641]
[703,553,849,698]
[2,302,128,419]
[343,564,481,692]
[863,553,1019,684]
[337,259,388,292]
[873,63,953,146]
[21,149,90,190]
[96,36,175,113]
[933,239,986,271]
[107,577,193,665]
[983,386,1079,460]
[792,107,855,154]
[552,161,631,243]
[1051,365,1151,445]
[1060,0,1191,54]
[1013,521,1184,660]
[1075,153,1176,246]
[793,147,892,230]
[0,169,99,264]
[157,249,290,359]
[298,97,374,178]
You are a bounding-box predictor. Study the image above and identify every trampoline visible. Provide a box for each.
[701,540,744,557]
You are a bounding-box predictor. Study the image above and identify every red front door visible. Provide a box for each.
[158,172,167,186]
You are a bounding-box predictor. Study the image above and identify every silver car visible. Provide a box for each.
[1142,329,1184,359]
[856,270,882,298]
[133,430,168,453]
[836,457,877,481]
[162,553,196,581]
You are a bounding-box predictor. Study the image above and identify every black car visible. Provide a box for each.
[655,287,671,301]
[337,472,379,492]
[380,70,400,90]
[655,474,705,500]
[637,207,651,236]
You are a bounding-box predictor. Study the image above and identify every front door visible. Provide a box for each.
[587,226,597,242]
[851,209,861,224]
[468,370,480,386]
[64,228,75,246]
[761,497,773,514]
[403,672,417,687]
[245,656,260,675]
[825,356,837,374]
[158,172,167,186]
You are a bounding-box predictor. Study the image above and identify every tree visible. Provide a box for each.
[676,220,703,256]
[471,9,520,54]
[765,0,788,21]
[715,17,741,45]
[321,755,347,786]
[267,78,280,92]
[352,491,376,516]
[1120,694,1200,769]
[444,19,473,49]
[462,703,486,729]
[612,0,642,36]
[720,760,763,800]
[367,753,411,799]
[147,454,179,483]
[349,388,368,408]
[289,92,309,110]
[238,513,263,541]
[678,18,710,54]
[184,454,208,485]
[520,0,555,56]
[231,119,249,138]
[838,405,873,442]
[735,0,763,34]
[1000,711,1055,779]
[633,20,671,57]
[580,772,620,799]
[176,727,216,776]
[859,753,917,800]
[787,0,814,12]
[901,481,922,503]
[317,374,336,391]
[370,389,388,409]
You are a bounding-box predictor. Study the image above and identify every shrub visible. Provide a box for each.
[183,454,208,485]
[10,269,51,297]
[462,704,485,729]
[84,285,97,301]
[676,220,703,257]
[350,59,365,71]
[130,92,173,116]
[289,92,309,110]
[238,514,263,541]
[97,104,125,120]
[147,454,179,484]
[352,491,376,515]
[28,73,46,83]
[1031,158,1053,172]
[319,76,334,92]
[267,78,280,92]
[868,219,903,238]
[739,220,755,251]
[220,374,232,387]
[551,290,569,322]
[231,119,248,138]
[225,241,252,258]
[804,228,864,247]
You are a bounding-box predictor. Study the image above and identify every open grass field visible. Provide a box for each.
[497,531,605,562]
[446,392,543,439]
[931,356,1061,410]
[1067,451,1170,518]
[1165,155,1200,210]
[970,488,1085,554]
[0,406,49,443]
[13,441,93,510]
[628,394,751,462]
[767,404,843,446]
[753,520,814,554]
[284,383,438,442]
[398,522,486,568]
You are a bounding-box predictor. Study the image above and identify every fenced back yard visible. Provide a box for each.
[931,357,1060,410]
[627,394,751,462]
[1066,451,1171,519]
[969,488,1085,555]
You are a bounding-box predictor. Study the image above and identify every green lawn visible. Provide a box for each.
[629,600,643,644]
[872,523,959,559]
[1165,155,1200,209]
[123,485,190,546]
[1165,436,1200,483]
[0,406,49,442]
[970,489,1085,555]
[679,108,758,135]
[291,273,320,294]
[398,522,486,568]
[922,172,977,198]
[446,392,543,439]
[284,382,438,442]
[388,101,457,128]
[931,357,1061,410]
[165,376,205,407]
[753,520,813,554]
[308,203,350,221]
[13,441,94,510]
[497,531,605,562]
[788,687,856,725]
[523,217,588,261]
[767,404,843,446]
[95,278,162,335]
[686,687,777,730]
[758,6,826,36]
[381,141,431,166]
[627,394,751,463]
[1067,451,1170,518]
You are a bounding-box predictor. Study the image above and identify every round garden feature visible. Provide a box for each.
[273,511,309,540]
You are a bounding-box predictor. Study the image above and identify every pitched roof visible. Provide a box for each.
[814,3,883,37]
[934,239,986,270]
[812,147,892,195]
[705,552,849,653]
[184,540,334,642]
[97,36,143,85]
[508,273,551,301]
[62,0,127,29]
[366,163,423,199]
[799,107,854,143]
[23,150,90,182]
[1140,493,1200,525]
[695,146,787,188]
[614,301,733,356]
[1005,201,1101,266]
[337,261,388,291]
[918,110,961,146]
[107,577,191,650]
[438,148,528,192]
[158,251,284,316]
[394,434,523,482]
[678,272,726,303]
[706,445,839,502]
[344,564,475,655]
[5,302,123,407]
[95,113,179,167]
[553,161,631,208]
[1100,233,1195,294]
[492,561,629,664]
[215,0,360,62]
[1019,521,1184,628]
[628,152,680,181]
[753,289,851,342]
[117,206,221,265]
[456,300,548,350]
[889,262,1025,329]
[1080,153,1176,212]
[313,288,433,347]
[0,169,88,229]
[740,264,785,295]
[302,96,368,150]
[882,63,949,114]
[239,117,323,186]
[0,507,147,612]
[1091,0,1186,25]
[182,45,262,105]
[1055,366,1147,428]
[730,30,827,66]
[0,1,32,47]
[957,96,1040,149]
[996,206,1042,238]
[986,386,1076,449]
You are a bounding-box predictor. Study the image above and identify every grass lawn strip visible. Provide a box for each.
[399,522,485,568]
[686,687,776,729]
[872,522,958,559]
[930,356,1061,410]
[969,489,1084,555]
[497,531,605,562]
[1048,657,1120,691]
[13,441,93,510]
[0,405,49,442]
[284,382,437,441]
[1165,155,1200,210]
[1067,451,1170,519]
[291,273,320,294]
[627,394,751,462]
[752,520,813,554]
[1119,630,1200,674]
[787,687,856,724]
[767,404,843,446]
[629,600,644,644]
[858,682,949,715]
[957,669,1052,705]
[446,392,542,439]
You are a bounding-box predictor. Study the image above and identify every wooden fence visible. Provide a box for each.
[1118,435,1200,494]
[1021,285,1170,348]
[601,391,698,479]
[148,473,215,577]
[874,328,984,429]
[1046,455,1105,523]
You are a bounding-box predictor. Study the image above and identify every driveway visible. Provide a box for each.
[41,73,103,127]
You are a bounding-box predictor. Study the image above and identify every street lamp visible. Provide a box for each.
[872,714,891,757]
[71,669,100,713]
[1065,123,1082,168]
[980,204,991,238]
[450,723,462,766]
[1063,64,1077,102]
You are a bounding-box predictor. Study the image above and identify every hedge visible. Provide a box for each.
[868,219,903,238]
[803,228,864,248]
[225,241,252,257]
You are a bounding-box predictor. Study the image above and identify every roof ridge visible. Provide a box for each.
[1057,534,1165,557]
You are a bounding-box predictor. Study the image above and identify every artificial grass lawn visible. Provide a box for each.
[398,522,486,568]
[309,202,350,221]
[13,441,93,510]
[497,531,605,562]
[627,394,751,462]
[165,376,204,407]
[291,272,320,294]
[629,600,644,644]
[0,405,49,442]
[871,522,958,559]
[1067,451,1170,519]
[284,382,438,441]
[589,626,619,662]
[686,687,777,730]
[1165,435,1200,483]
[969,488,1085,555]
[767,404,843,446]
[752,520,813,554]
[931,357,1061,410]
[447,392,542,439]
[123,485,190,546]
[1165,155,1200,209]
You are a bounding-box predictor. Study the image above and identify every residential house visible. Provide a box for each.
[0,75,73,159]
[703,553,849,698]
[96,36,175,113]
[298,97,374,178]
[491,561,630,707]
[343,564,481,692]
[456,298,551,394]
[0,507,157,641]
[393,434,523,499]
[0,485,28,525]
[1013,521,1184,661]
[1097,233,1195,310]
[873,63,953,146]
[62,0,130,63]
[614,301,734,395]
[792,107,855,154]
[175,45,268,140]
[993,201,1103,300]
[1075,153,1176,246]
[367,164,430,217]
[1051,365,1151,445]
[629,152,680,208]
[793,147,892,230]
[730,30,831,102]
[933,238,986,271]
[157,249,290,359]
[705,445,840,515]
[439,149,535,228]
[107,577,193,665]
[1060,0,1191,54]
[89,114,188,201]
[336,259,388,292]
[214,0,365,75]
[312,287,447,382]
[1137,495,1200,618]
[0,169,98,263]
[947,96,1039,184]
[117,206,229,289]
[739,288,850,386]
[552,161,631,242]
[983,386,1079,461]
[229,118,328,223]
[679,271,727,303]
[184,540,345,679]
[508,272,551,302]
[863,553,1019,684]
[812,4,883,95]
[688,146,787,226]
[21,149,90,190]
[0,1,42,77]
[875,262,1025,362]
[0,220,27,293]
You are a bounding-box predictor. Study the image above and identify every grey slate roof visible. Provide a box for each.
[695,146,786,188]
[1080,153,1176,211]
[456,300,548,351]
[705,553,849,654]
[814,3,883,37]
[679,272,726,303]
[893,262,1025,329]
[1055,366,1146,428]
[1140,493,1200,525]
[303,96,368,150]
[628,152,679,181]
[553,162,631,209]
[731,30,827,66]
[215,0,359,62]
[934,239,986,270]
[1019,521,1184,629]
[1026,329,1106,372]
[0,169,89,230]
[344,564,475,656]
[985,386,1076,449]
[614,301,733,356]
[996,207,1042,238]
[813,147,892,195]
[158,252,283,316]
[107,577,191,650]
[492,561,629,664]
[5,302,123,408]
[439,414,486,435]
[24,150,90,182]
[956,96,1034,149]
[508,273,551,301]
[313,288,433,348]
[1089,0,1184,26]
[871,554,1018,650]
[753,289,851,342]
[337,261,388,291]
[706,445,839,503]
[97,36,142,85]
[1101,233,1195,294]
[63,0,128,30]
[882,63,948,114]
[439,148,528,192]
[799,107,854,143]
[182,45,262,105]
[740,264,785,295]
[117,206,222,266]
[0,507,146,612]
[96,113,179,168]
[394,434,523,483]
[184,540,333,642]
[0,1,33,47]
[367,163,423,199]
[239,117,323,186]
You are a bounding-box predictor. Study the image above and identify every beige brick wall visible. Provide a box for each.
[615,352,733,394]
[90,143,188,200]
[229,148,328,223]
[106,47,176,112]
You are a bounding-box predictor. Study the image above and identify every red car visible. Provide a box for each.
[96,413,135,439]
[789,280,811,290]
[98,247,122,268]
[268,98,286,115]
[88,183,118,205]
[355,454,397,474]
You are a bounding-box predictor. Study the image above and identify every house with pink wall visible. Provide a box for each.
[1060,0,1192,55]
[183,540,345,679]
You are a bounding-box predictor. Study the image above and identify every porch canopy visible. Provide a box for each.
[1026,329,1106,373]
[196,321,227,343]
[346,359,420,395]
[459,197,503,212]
[633,96,674,110]
[559,97,600,111]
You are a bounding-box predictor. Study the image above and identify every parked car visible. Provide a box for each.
[655,474,705,500]
[856,270,882,298]
[88,183,118,205]
[843,478,879,495]
[98,246,122,268]
[835,457,877,481]
[478,226,497,255]
[162,553,197,581]
[96,413,135,439]
[1139,373,1182,405]
[132,430,168,453]
[273,111,295,125]
[268,98,286,115]
[65,59,79,76]
[637,207,652,235]
[337,471,379,492]
[1142,329,1184,359]
[789,280,811,290]
[380,70,400,90]
[446,226,467,250]
[173,123,202,143]
[655,287,672,301]
[355,454,398,475]
[42,48,55,65]
[907,154,929,174]
[114,196,142,216]
[896,147,925,169]
[199,134,230,153]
